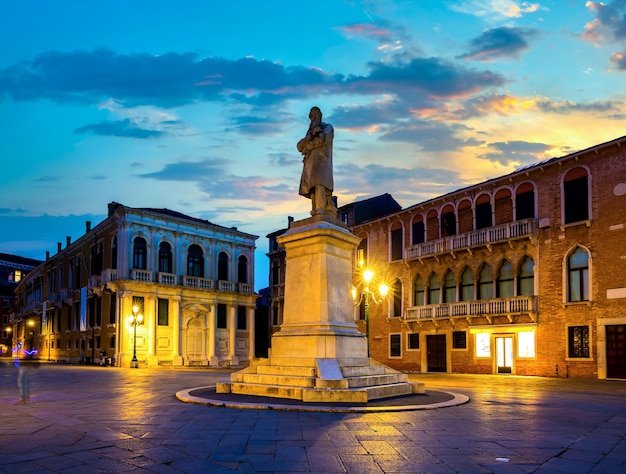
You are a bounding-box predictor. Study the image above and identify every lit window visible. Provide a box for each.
[518,331,535,357]
[476,333,490,357]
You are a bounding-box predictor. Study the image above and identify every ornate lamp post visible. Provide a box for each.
[128,305,143,368]
[352,269,389,357]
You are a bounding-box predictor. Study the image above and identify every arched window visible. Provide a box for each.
[428,273,440,305]
[392,279,402,317]
[218,252,229,281]
[159,242,173,273]
[563,167,589,224]
[271,260,280,285]
[441,205,456,237]
[411,216,425,245]
[187,245,204,277]
[458,199,473,233]
[494,189,513,225]
[426,209,439,241]
[460,267,474,301]
[568,247,589,302]
[390,222,403,261]
[357,234,368,267]
[238,255,248,284]
[478,264,493,300]
[518,257,535,295]
[443,270,456,303]
[496,261,514,298]
[413,275,424,306]
[515,183,535,220]
[475,194,492,230]
[133,237,147,270]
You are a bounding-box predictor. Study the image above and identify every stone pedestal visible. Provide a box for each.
[218,215,424,402]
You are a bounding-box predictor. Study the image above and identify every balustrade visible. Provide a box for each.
[405,295,537,321]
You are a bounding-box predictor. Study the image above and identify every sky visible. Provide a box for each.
[1,0,625,289]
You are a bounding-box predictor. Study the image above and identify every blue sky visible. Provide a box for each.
[1,0,625,288]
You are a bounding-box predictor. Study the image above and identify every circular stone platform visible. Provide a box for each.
[176,386,469,413]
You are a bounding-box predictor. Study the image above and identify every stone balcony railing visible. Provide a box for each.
[405,295,537,323]
[405,218,537,260]
[182,275,214,289]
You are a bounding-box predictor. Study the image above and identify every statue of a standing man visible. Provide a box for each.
[298,106,337,217]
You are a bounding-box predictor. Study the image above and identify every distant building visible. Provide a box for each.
[0,253,42,356]
[350,135,626,380]
[13,202,258,367]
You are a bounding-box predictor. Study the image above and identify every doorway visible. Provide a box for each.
[427,334,446,372]
[606,325,626,379]
[495,336,513,374]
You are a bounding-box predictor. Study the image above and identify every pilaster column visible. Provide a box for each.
[247,305,255,361]
[228,304,238,365]
[172,296,183,365]
[209,301,218,366]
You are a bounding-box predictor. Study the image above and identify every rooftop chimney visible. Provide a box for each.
[66,236,71,247]
[288,216,294,225]
[86,221,91,232]
[46,251,50,260]
[58,242,62,253]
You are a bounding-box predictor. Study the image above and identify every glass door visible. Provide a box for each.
[495,336,513,374]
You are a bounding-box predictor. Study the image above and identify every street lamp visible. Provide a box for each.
[128,305,143,368]
[27,320,35,352]
[352,269,389,358]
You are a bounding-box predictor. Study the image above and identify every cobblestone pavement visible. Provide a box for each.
[1,363,625,473]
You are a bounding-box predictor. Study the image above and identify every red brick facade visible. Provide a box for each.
[351,136,626,379]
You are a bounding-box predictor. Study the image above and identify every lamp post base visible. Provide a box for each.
[130,360,139,368]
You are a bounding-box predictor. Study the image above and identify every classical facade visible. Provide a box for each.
[351,135,626,380]
[0,253,41,356]
[13,202,258,368]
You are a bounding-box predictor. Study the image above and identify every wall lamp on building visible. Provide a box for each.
[128,305,143,368]
[352,269,389,358]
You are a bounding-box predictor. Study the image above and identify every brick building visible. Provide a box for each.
[350,135,626,379]
[13,202,258,367]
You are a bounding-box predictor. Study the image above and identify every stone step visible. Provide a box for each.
[365,383,416,400]
[341,365,386,377]
[242,373,316,388]
[256,365,317,377]
[230,382,303,400]
[346,374,406,388]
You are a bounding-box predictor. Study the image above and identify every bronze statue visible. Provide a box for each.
[298,106,337,217]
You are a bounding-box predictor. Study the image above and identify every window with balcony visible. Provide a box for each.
[411,217,424,245]
[568,247,589,302]
[478,264,493,299]
[238,256,248,284]
[475,195,492,230]
[237,305,247,330]
[426,209,439,241]
[133,237,147,270]
[187,245,204,277]
[159,242,173,274]
[563,167,589,224]
[158,298,169,326]
[441,205,456,237]
[109,292,116,325]
[217,304,227,328]
[218,252,229,281]
[443,270,456,303]
[460,267,474,301]
[390,224,403,261]
[518,256,535,295]
[413,275,424,306]
[458,199,473,233]
[272,305,279,326]
[497,260,514,298]
[428,273,440,304]
[494,189,513,225]
[392,279,402,317]
[515,183,535,220]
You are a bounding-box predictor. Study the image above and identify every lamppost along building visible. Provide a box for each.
[350,135,626,380]
[13,202,258,367]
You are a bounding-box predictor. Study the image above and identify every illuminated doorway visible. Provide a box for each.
[495,336,513,374]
